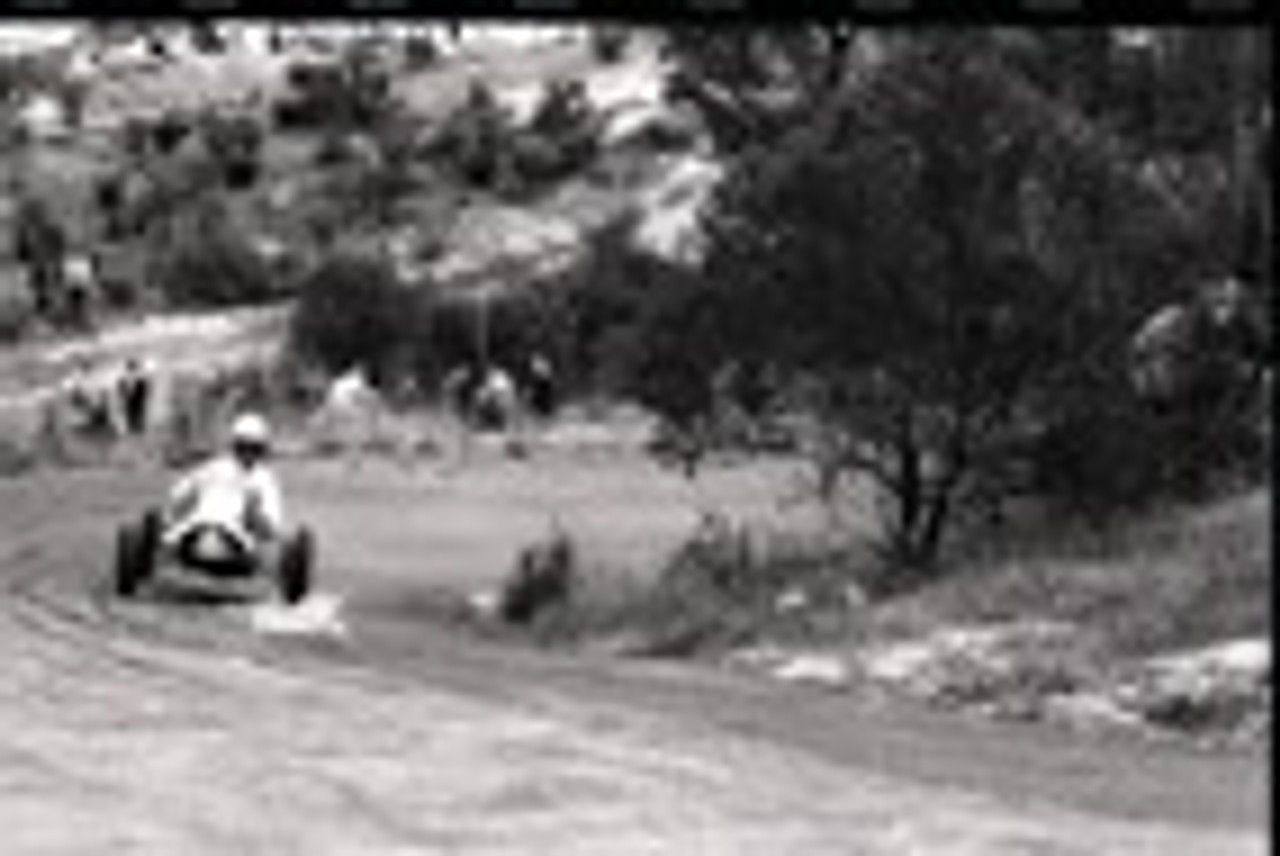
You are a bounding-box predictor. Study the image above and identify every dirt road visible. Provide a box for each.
[0,462,1267,854]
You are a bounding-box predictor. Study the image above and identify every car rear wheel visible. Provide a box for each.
[114,510,161,597]
[278,527,314,605]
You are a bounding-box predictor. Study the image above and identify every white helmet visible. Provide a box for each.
[229,412,272,450]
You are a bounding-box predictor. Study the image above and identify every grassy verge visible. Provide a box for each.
[482,512,871,657]
[869,489,1272,659]
[482,486,1270,668]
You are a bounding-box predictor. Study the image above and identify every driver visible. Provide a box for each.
[163,412,285,566]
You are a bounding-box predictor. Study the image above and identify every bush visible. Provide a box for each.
[477,516,861,654]
[0,434,36,478]
[504,79,602,197]
[423,77,601,196]
[122,110,196,159]
[590,28,630,64]
[311,138,428,230]
[197,111,265,190]
[615,110,701,155]
[189,22,226,54]
[312,131,369,167]
[499,525,580,626]
[423,80,515,189]
[288,250,420,379]
[148,207,278,308]
[273,51,395,132]
[405,290,548,395]
[538,216,691,397]
[620,515,853,657]
[402,35,440,71]
[0,280,34,344]
[1028,379,1268,519]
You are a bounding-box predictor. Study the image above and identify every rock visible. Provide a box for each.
[723,644,791,672]
[860,638,942,685]
[770,652,851,690]
[857,621,1090,709]
[631,155,722,265]
[1147,638,1270,683]
[1103,638,1271,736]
[1042,691,1150,735]
[774,587,809,613]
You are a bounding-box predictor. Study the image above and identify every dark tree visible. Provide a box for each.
[645,29,1270,573]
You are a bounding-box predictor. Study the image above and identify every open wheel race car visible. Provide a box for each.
[114,509,314,605]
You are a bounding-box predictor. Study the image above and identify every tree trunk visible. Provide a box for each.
[914,485,954,573]
[886,422,928,571]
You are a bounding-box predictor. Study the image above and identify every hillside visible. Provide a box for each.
[0,21,1270,760]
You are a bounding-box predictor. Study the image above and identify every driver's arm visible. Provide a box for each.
[166,465,204,523]
[246,471,285,540]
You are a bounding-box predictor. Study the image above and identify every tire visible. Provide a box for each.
[278,527,314,605]
[114,525,141,597]
[114,511,160,597]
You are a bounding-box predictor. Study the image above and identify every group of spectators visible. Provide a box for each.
[311,354,561,466]
[9,192,102,333]
[444,354,558,431]
[48,354,156,457]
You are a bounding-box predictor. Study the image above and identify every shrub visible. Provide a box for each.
[0,434,36,478]
[189,22,226,54]
[422,80,516,189]
[405,291,538,395]
[499,525,580,627]
[123,110,196,158]
[402,34,440,71]
[273,50,395,133]
[620,515,848,657]
[197,110,265,190]
[590,28,630,64]
[312,141,428,230]
[1027,377,1267,521]
[0,278,34,344]
[419,76,604,193]
[537,215,690,397]
[148,206,278,308]
[288,249,420,379]
[503,79,602,197]
[615,110,701,155]
[479,516,861,654]
[312,131,369,167]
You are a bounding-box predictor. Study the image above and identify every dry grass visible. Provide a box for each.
[872,490,1272,658]
[487,513,869,657]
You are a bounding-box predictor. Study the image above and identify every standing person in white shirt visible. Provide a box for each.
[313,365,382,469]
[474,364,528,458]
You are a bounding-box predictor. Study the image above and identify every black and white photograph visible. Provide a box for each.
[0,17,1270,854]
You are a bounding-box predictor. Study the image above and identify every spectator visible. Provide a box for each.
[524,353,558,420]
[314,365,383,466]
[473,364,518,432]
[13,195,67,321]
[117,356,155,437]
[60,254,97,331]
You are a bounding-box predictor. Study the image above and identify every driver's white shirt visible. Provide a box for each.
[165,455,284,549]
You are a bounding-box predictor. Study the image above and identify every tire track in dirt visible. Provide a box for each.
[0,474,1268,855]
